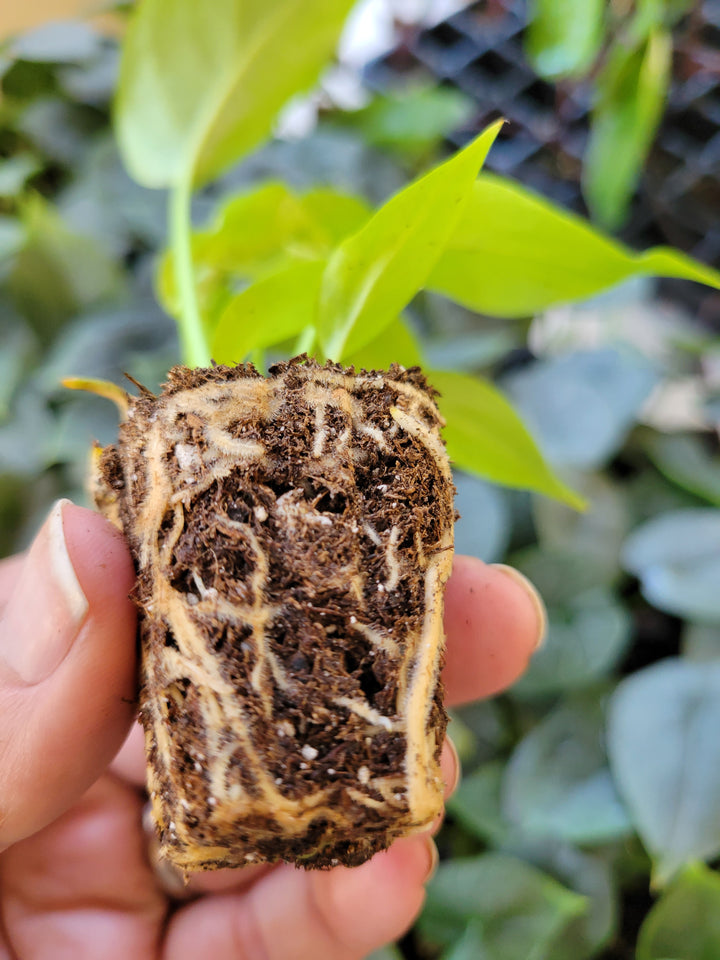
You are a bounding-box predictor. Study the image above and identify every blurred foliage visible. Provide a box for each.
[526,0,695,230]
[2,6,720,960]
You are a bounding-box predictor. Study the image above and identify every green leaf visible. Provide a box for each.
[502,697,633,845]
[511,585,631,697]
[0,216,25,266]
[622,509,720,622]
[429,369,585,509]
[643,434,720,507]
[343,317,424,372]
[583,29,672,230]
[116,0,356,189]
[448,761,511,846]
[0,153,41,198]
[8,197,122,342]
[518,843,618,960]
[197,182,371,273]
[158,182,371,322]
[318,121,503,360]
[526,0,605,79]
[428,174,720,317]
[419,853,587,958]
[365,947,404,960]
[442,919,491,960]
[637,863,720,959]
[608,659,720,884]
[337,85,476,159]
[211,259,325,364]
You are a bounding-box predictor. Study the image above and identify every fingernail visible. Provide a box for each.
[1,500,89,684]
[490,564,547,650]
[423,837,439,884]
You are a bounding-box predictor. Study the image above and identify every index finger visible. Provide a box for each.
[442,555,546,706]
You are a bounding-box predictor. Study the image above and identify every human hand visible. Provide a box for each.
[0,500,545,959]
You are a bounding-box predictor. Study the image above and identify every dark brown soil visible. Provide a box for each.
[94,357,455,871]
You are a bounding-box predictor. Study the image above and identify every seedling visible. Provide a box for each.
[67,0,720,872]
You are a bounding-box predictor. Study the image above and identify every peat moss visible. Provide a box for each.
[94,356,455,870]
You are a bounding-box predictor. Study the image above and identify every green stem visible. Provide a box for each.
[170,172,211,367]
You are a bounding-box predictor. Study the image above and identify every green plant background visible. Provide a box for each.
[2,4,720,959]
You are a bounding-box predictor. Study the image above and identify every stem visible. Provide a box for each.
[170,172,211,368]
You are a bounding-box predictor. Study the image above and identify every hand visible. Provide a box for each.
[0,500,545,960]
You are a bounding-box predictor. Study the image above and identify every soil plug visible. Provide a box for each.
[90,356,455,871]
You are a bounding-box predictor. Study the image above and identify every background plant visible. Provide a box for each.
[526,0,697,229]
[2,2,720,958]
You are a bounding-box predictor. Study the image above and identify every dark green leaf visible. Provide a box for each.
[448,761,511,845]
[514,842,617,960]
[637,863,720,959]
[442,920,491,960]
[502,697,633,844]
[512,585,630,696]
[419,854,587,958]
[8,197,122,342]
[526,0,605,79]
[643,434,720,507]
[583,29,672,230]
[0,315,36,420]
[622,509,720,622]
[365,946,404,960]
[534,473,630,587]
[428,174,720,317]
[502,348,658,470]
[211,260,325,364]
[116,0,356,188]
[608,659,720,883]
[318,121,503,360]
[429,369,585,509]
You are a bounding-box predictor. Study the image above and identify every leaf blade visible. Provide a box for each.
[211,259,324,364]
[583,28,672,230]
[526,0,605,79]
[115,0,355,189]
[429,369,585,509]
[428,174,720,317]
[318,121,503,360]
[608,659,720,884]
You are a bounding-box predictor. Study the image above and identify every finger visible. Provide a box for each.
[110,721,147,789]
[0,776,166,959]
[0,500,137,848]
[163,834,435,960]
[0,554,24,609]
[443,556,546,705]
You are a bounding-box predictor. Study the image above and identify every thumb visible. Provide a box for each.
[0,499,137,849]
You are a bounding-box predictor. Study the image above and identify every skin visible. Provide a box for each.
[0,505,543,960]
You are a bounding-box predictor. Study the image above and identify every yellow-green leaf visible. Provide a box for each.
[211,259,324,364]
[430,369,585,509]
[319,120,503,361]
[116,0,356,189]
[429,173,720,316]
